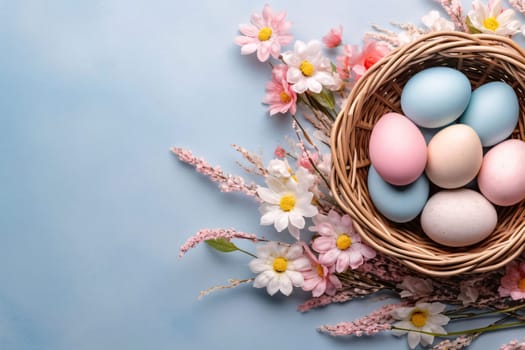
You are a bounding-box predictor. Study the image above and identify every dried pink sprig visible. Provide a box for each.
[436,0,467,32]
[231,144,268,176]
[172,147,259,198]
[179,228,262,258]
[509,0,525,15]
[500,338,525,350]
[432,335,475,350]
[297,289,359,312]
[318,302,407,336]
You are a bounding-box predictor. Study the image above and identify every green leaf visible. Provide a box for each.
[205,238,239,253]
[465,16,482,34]
[311,88,336,111]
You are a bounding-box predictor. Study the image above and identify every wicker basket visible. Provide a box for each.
[330,31,525,277]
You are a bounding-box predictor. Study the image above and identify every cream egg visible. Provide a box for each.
[421,189,497,247]
[425,124,483,189]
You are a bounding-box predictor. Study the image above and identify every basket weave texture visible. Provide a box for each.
[330,31,525,277]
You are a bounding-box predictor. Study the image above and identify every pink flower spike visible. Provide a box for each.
[498,261,525,300]
[262,64,297,115]
[323,25,343,48]
[234,4,293,62]
[310,210,376,273]
[300,243,342,297]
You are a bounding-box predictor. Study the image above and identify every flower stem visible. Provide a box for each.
[237,248,258,258]
[392,320,525,337]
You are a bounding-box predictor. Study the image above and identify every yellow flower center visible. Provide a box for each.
[280,91,292,103]
[273,257,288,273]
[300,60,315,77]
[483,17,499,31]
[279,194,296,212]
[258,27,273,41]
[336,234,352,250]
[316,264,324,277]
[410,311,428,328]
[518,278,525,291]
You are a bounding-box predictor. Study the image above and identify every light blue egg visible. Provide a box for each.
[401,67,471,128]
[367,165,429,223]
[459,81,519,147]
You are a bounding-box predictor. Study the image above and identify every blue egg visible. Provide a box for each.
[459,81,519,147]
[367,165,429,223]
[401,67,471,128]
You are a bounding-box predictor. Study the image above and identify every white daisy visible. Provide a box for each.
[282,40,336,94]
[257,173,318,240]
[249,242,309,296]
[391,302,450,349]
[468,0,521,35]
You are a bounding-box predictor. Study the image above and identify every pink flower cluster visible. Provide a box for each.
[336,41,390,81]
[499,261,525,300]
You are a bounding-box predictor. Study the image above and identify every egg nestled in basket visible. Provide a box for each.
[330,31,525,276]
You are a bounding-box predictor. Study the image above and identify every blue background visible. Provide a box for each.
[1,0,524,349]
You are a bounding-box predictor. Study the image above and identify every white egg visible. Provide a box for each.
[420,189,497,247]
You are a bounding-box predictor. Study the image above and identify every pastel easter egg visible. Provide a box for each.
[401,67,471,128]
[421,189,497,247]
[367,165,429,223]
[459,81,519,146]
[426,124,483,189]
[369,112,427,186]
[478,139,525,206]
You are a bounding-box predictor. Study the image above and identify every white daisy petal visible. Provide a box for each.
[274,213,289,232]
[253,270,274,288]
[407,332,421,349]
[249,259,271,273]
[267,276,281,296]
[279,275,293,296]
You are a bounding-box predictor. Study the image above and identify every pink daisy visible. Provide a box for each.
[322,25,343,48]
[262,64,297,116]
[498,261,525,300]
[301,244,342,297]
[310,210,376,273]
[336,41,389,81]
[234,4,293,62]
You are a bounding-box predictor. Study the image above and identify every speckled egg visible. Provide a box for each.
[421,189,497,247]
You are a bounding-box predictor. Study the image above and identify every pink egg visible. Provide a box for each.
[478,139,525,206]
[369,112,427,185]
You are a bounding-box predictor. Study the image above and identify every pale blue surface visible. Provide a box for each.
[1,1,524,349]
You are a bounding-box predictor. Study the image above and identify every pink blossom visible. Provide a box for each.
[322,25,343,48]
[301,244,342,297]
[262,64,297,115]
[397,276,433,298]
[336,41,390,81]
[297,151,318,172]
[310,210,376,273]
[498,261,525,300]
[274,146,286,158]
[234,4,292,62]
